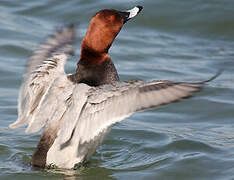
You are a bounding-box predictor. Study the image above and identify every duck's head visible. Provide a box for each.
[80,6,143,64]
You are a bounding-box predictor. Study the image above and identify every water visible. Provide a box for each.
[0,0,234,179]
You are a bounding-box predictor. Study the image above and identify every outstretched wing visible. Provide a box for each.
[9,25,76,129]
[58,73,219,147]
[45,74,219,168]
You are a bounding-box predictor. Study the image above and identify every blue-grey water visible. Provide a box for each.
[0,0,234,179]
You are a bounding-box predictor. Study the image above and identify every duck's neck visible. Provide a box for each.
[79,44,110,66]
[69,47,119,86]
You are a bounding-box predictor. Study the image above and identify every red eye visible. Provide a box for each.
[110,15,115,22]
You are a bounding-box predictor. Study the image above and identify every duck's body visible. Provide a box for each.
[9,6,220,169]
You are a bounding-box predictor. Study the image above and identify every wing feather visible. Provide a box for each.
[47,74,220,168]
[9,25,76,129]
[65,80,206,146]
[57,83,91,145]
[25,25,75,74]
[25,75,74,134]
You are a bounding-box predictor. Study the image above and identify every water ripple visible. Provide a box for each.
[0,0,234,180]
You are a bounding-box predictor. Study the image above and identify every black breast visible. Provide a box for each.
[68,59,119,86]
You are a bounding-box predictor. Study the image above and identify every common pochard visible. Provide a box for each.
[9,6,220,169]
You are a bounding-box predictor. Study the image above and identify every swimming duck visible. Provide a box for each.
[9,6,220,169]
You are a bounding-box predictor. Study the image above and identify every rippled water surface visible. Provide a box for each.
[0,0,234,179]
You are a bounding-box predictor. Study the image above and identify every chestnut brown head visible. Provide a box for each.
[81,6,143,55]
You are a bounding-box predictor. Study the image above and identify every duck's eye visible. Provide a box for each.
[110,15,115,22]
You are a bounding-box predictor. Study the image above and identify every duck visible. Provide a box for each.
[9,6,221,169]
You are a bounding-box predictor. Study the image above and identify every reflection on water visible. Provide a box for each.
[0,0,234,180]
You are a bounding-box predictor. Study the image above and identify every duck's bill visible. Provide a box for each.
[118,6,143,24]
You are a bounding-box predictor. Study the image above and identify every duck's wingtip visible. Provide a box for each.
[25,127,37,134]
[9,123,16,129]
[203,69,223,83]
[25,129,32,134]
[55,22,79,33]
[9,119,24,129]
